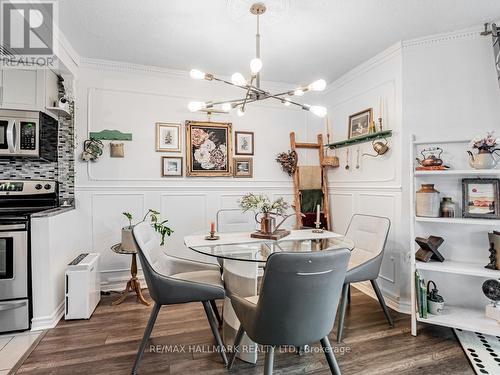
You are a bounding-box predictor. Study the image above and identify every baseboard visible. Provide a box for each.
[31,301,64,331]
[352,281,411,315]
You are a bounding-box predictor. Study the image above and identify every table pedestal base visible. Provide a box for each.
[222,259,258,364]
[112,253,150,306]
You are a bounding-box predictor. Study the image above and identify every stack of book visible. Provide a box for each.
[415,270,428,318]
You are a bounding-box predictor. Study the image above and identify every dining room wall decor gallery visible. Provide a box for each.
[156,122,182,152]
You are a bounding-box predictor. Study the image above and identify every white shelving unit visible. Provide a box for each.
[409,135,500,337]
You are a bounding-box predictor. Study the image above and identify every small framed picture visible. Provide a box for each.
[233,157,253,178]
[156,123,181,152]
[235,131,254,155]
[348,108,372,139]
[462,178,500,219]
[161,156,183,177]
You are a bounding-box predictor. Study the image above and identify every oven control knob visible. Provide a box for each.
[35,184,42,190]
[44,184,51,190]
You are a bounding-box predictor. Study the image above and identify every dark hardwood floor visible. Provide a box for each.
[16,288,473,374]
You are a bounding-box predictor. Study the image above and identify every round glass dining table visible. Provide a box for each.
[184,230,354,364]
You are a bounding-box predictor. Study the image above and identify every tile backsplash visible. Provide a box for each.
[0,106,75,202]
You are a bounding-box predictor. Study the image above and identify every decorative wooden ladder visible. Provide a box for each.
[289,132,331,230]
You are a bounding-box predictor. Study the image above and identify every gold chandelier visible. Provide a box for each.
[188,2,328,118]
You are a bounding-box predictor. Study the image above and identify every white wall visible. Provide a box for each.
[323,43,406,311]
[31,209,87,330]
[73,60,325,289]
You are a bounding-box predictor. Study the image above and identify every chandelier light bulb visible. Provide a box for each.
[309,105,328,118]
[187,101,206,112]
[231,72,247,86]
[189,69,206,80]
[250,58,263,75]
[236,107,245,117]
[221,102,232,112]
[293,88,305,96]
[308,79,327,91]
[283,98,292,106]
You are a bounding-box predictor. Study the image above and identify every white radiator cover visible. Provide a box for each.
[64,253,101,320]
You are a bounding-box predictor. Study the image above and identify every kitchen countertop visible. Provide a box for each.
[30,205,75,218]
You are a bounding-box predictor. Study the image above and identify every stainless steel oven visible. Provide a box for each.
[0,220,29,332]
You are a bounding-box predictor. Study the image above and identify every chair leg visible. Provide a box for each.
[264,346,275,375]
[370,279,394,327]
[131,302,161,375]
[320,336,341,375]
[210,299,223,327]
[227,325,245,371]
[202,301,228,366]
[336,283,349,343]
[347,284,351,304]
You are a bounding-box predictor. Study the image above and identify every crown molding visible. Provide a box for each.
[79,57,297,91]
[324,41,403,94]
[402,22,499,49]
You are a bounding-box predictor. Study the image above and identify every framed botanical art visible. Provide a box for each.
[161,156,183,177]
[233,157,253,178]
[185,121,233,177]
[348,108,372,139]
[462,178,500,219]
[156,123,181,152]
[235,131,254,155]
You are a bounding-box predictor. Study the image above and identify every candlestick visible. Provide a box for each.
[313,205,324,233]
[316,204,320,224]
[210,222,215,233]
[205,221,220,240]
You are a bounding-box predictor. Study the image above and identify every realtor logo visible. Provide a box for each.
[0,0,57,67]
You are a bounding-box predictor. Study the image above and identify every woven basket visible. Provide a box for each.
[322,156,339,168]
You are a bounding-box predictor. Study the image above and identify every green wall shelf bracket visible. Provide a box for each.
[326,130,393,149]
[89,129,133,141]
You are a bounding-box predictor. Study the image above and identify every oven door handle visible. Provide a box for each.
[0,224,26,231]
[0,301,27,312]
[6,119,16,153]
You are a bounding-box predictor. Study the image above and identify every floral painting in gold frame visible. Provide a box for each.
[185,121,233,177]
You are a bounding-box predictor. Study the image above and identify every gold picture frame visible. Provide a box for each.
[233,157,253,178]
[348,108,373,139]
[185,120,233,177]
[156,123,181,152]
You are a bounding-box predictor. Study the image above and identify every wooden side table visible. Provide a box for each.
[110,243,150,306]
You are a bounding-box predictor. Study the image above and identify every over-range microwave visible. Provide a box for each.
[0,110,58,161]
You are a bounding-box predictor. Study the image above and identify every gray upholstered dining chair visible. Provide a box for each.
[131,222,227,374]
[227,249,351,375]
[336,214,393,343]
[216,208,257,233]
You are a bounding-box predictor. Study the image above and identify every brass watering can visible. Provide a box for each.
[363,138,389,158]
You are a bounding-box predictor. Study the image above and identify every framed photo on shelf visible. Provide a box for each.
[161,156,183,177]
[185,121,233,177]
[233,157,253,178]
[156,123,181,152]
[235,131,254,155]
[462,178,500,219]
[348,108,372,139]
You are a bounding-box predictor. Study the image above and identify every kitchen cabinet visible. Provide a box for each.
[0,67,59,113]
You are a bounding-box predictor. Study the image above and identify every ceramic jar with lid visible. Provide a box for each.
[416,184,440,217]
[440,197,457,218]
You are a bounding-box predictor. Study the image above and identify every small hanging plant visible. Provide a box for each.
[276,150,298,176]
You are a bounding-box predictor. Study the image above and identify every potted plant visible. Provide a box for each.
[239,193,290,234]
[468,131,500,169]
[427,280,445,315]
[121,209,173,251]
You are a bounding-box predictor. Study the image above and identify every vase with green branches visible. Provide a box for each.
[121,209,173,250]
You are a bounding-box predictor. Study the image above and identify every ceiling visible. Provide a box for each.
[58,0,500,84]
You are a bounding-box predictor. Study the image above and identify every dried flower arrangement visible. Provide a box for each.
[276,150,298,176]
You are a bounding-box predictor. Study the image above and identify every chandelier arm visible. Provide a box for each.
[241,76,256,111]
[211,76,261,95]
[266,94,307,109]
